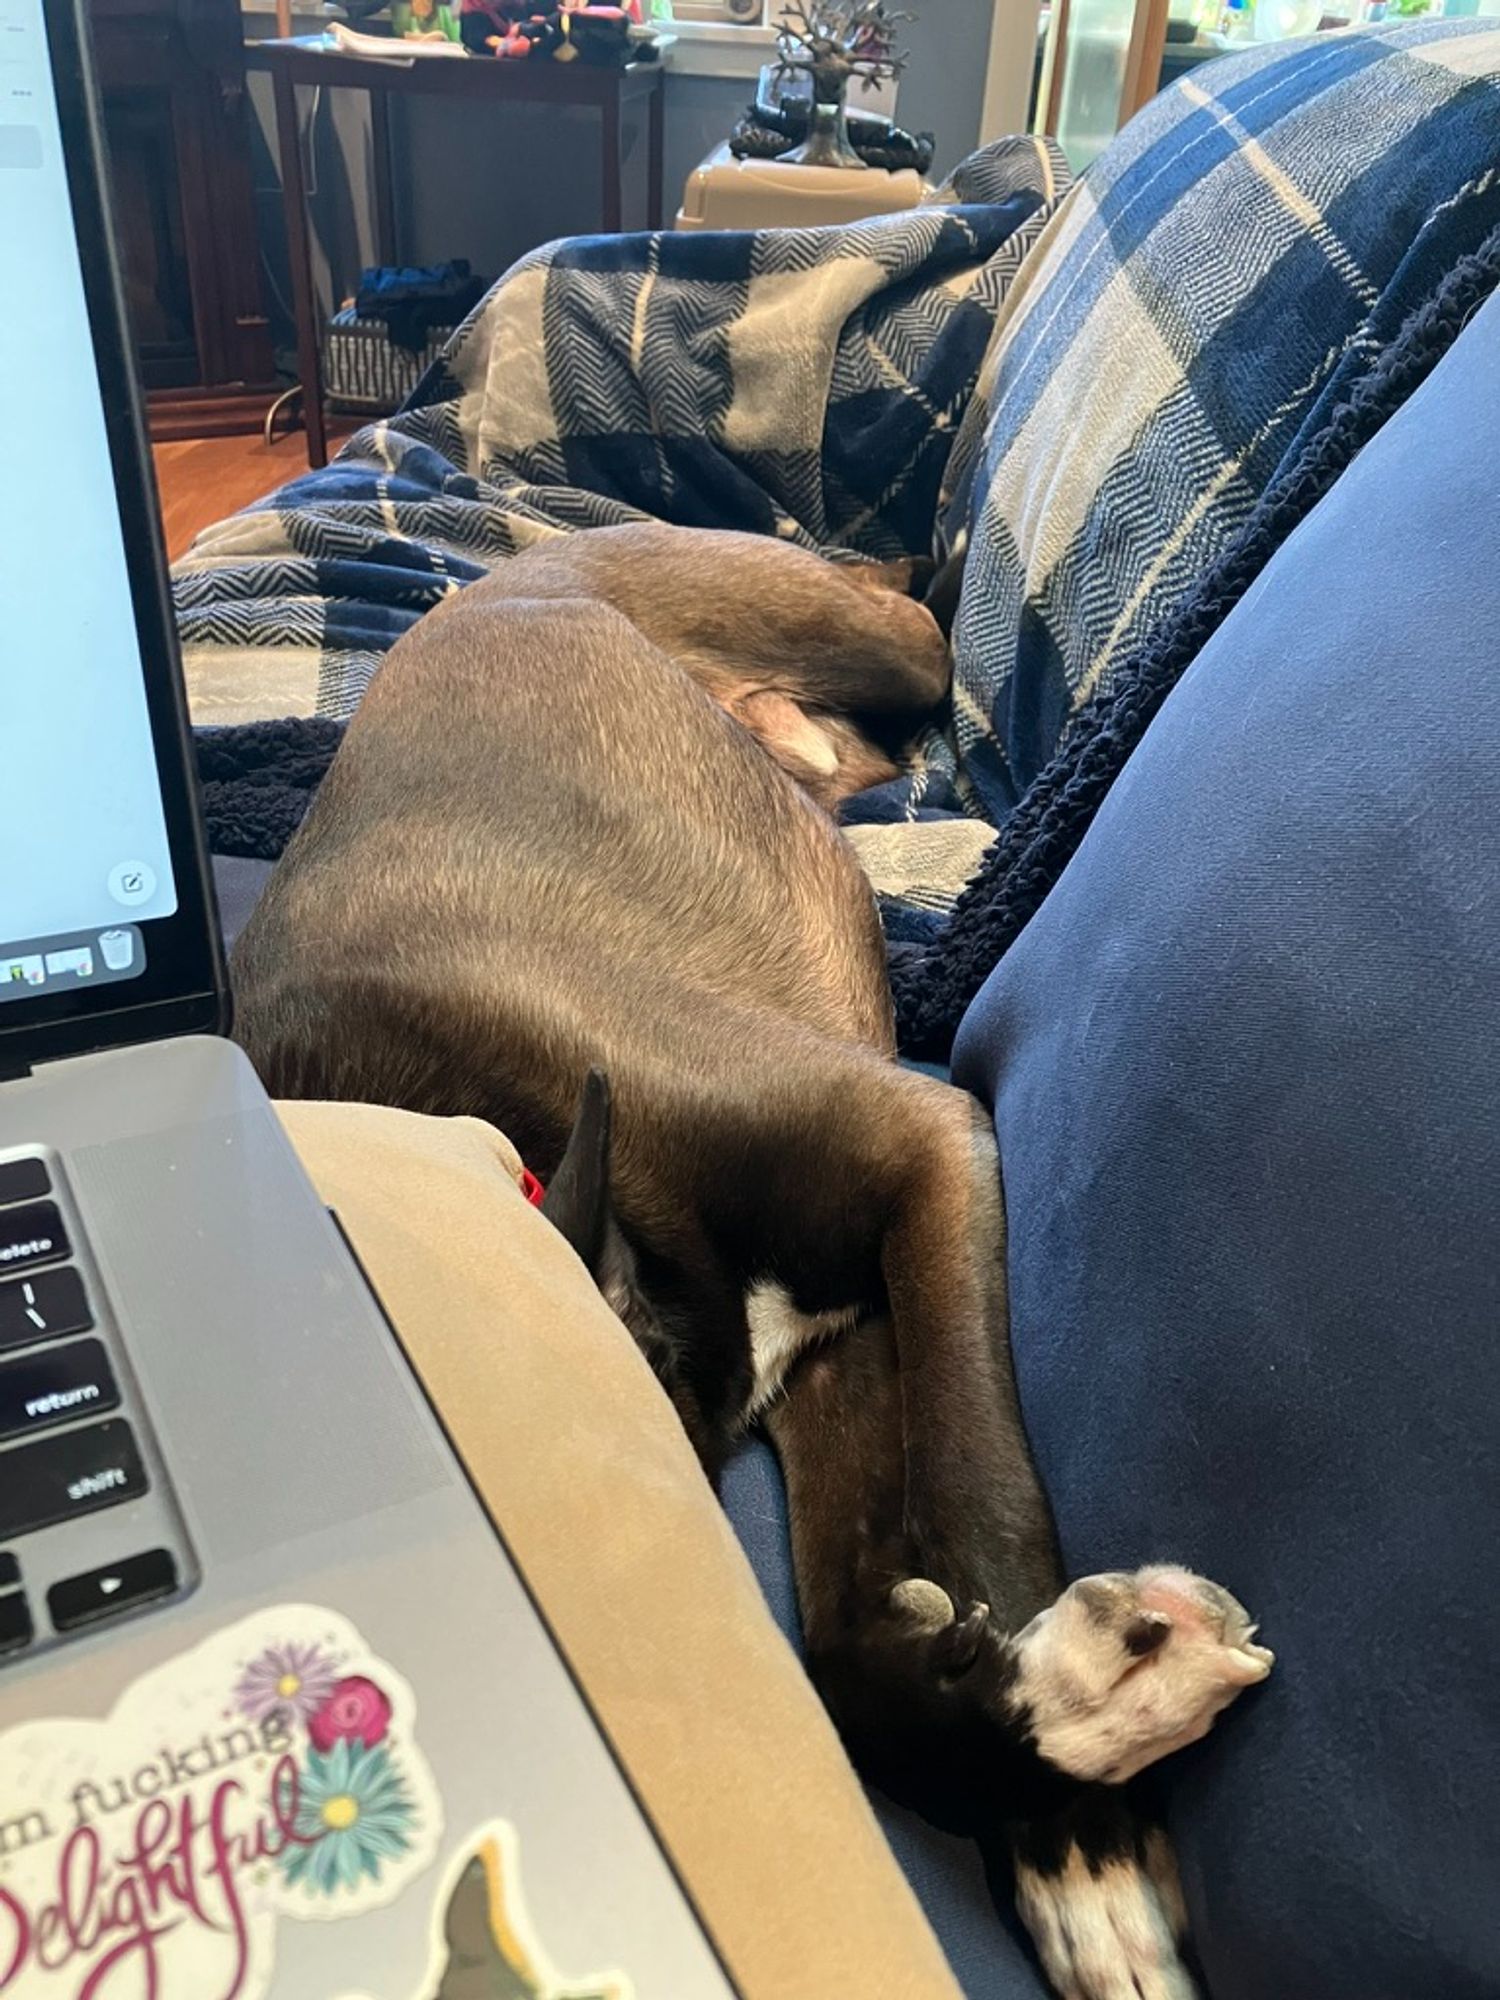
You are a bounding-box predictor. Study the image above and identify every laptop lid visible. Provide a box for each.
[0,0,226,1076]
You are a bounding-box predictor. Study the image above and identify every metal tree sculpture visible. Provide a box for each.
[772,0,911,170]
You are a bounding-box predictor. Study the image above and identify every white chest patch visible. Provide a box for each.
[744,1282,857,1415]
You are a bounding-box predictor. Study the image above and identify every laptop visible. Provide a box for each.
[0,4,739,1994]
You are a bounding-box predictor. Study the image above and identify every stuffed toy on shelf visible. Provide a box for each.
[332,0,651,56]
[458,0,646,58]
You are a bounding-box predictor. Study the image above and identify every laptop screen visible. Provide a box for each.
[0,0,223,1063]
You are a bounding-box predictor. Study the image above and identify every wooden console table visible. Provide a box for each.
[246,37,667,466]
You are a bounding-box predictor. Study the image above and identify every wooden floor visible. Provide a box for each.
[152,431,320,563]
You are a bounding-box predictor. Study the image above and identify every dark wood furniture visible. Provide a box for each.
[89,0,279,436]
[246,37,667,467]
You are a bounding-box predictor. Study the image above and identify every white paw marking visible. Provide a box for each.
[1017,1846,1197,2000]
[1014,1566,1273,1784]
[744,1282,855,1414]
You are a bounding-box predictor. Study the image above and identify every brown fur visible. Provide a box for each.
[231,524,1257,1993]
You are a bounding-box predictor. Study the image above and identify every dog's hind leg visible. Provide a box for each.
[765,1072,1269,1996]
[764,1310,1197,1999]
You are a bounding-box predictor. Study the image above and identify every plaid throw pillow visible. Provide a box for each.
[949,20,1500,823]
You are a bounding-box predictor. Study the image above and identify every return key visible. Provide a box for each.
[0,1338,120,1442]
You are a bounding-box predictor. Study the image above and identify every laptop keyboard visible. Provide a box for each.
[0,1153,183,1660]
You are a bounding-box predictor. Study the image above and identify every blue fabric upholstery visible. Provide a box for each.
[952,294,1500,1997]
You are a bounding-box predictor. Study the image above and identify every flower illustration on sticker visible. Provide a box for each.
[235,1640,340,1724]
[308,1674,393,1752]
[283,1738,416,1895]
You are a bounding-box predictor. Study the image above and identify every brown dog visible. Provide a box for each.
[232,524,1271,1999]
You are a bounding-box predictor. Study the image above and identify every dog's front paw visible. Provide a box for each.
[1016,1828,1194,2000]
[1012,1566,1273,1785]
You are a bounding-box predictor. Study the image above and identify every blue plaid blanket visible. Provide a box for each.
[935,17,1500,827]
[177,136,1065,727]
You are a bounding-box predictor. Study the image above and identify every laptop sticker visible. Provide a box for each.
[339,1822,633,2000]
[0,1604,442,1999]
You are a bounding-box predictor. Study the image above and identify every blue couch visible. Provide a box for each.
[212,284,1500,1994]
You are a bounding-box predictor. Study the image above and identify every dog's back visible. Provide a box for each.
[234,572,899,1175]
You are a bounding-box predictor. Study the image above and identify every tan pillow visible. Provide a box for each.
[278,1099,960,2000]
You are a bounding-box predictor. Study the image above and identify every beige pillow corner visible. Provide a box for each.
[277,1097,961,2000]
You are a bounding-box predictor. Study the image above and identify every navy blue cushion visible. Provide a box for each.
[953,293,1500,1996]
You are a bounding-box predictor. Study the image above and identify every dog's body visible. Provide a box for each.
[233,525,1270,1999]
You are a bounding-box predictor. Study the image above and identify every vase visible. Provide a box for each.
[778,98,867,170]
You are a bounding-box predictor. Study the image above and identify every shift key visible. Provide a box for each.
[0,1420,147,1539]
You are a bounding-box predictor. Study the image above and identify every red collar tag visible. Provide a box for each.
[519,1167,546,1208]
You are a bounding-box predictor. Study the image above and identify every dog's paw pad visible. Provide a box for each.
[1016,1843,1196,2000]
[1014,1566,1273,1784]
[887,1577,999,1675]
